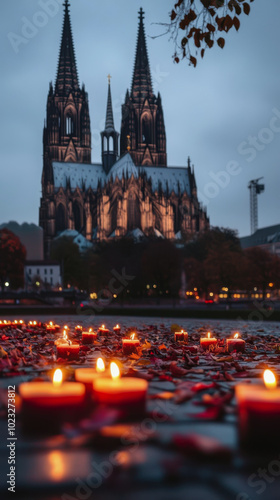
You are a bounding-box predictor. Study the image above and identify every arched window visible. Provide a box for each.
[109,136,114,151]
[66,115,74,136]
[142,115,151,144]
[127,192,141,231]
[56,204,66,233]
[110,201,118,233]
[73,201,82,231]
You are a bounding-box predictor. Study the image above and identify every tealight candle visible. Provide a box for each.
[122,333,140,355]
[113,324,121,334]
[236,370,280,449]
[46,321,57,333]
[75,325,83,334]
[19,369,85,432]
[227,333,245,353]
[82,329,97,344]
[200,332,217,350]
[75,358,109,394]
[98,324,109,335]
[56,332,80,360]
[93,363,147,417]
[174,330,188,343]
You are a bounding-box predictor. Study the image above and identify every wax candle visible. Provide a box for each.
[113,324,121,334]
[200,332,217,350]
[19,369,85,432]
[122,333,140,355]
[236,369,280,449]
[75,358,109,394]
[75,325,83,334]
[46,321,57,333]
[56,332,80,360]
[98,324,109,335]
[93,362,147,417]
[174,330,188,343]
[82,328,97,344]
[227,333,245,353]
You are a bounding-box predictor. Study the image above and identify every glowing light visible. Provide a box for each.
[130,333,135,340]
[63,330,68,341]
[207,332,211,339]
[96,358,105,372]
[89,328,92,333]
[102,324,105,329]
[264,369,277,390]
[53,369,63,387]
[50,321,53,326]
[110,362,120,380]
[234,333,239,339]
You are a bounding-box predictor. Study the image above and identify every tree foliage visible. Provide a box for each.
[0,229,26,289]
[165,0,254,67]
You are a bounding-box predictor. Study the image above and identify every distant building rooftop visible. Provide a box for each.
[240,224,280,249]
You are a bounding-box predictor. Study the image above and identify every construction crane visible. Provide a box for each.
[248,178,265,235]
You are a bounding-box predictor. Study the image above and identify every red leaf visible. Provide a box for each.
[217,37,225,49]
[233,16,240,31]
[243,2,250,15]
[191,382,216,392]
[190,55,197,67]
[189,406,223,420]
[170,361,188,377]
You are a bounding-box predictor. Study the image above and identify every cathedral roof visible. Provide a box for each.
[55,0,79,95]
[52,155,191,196]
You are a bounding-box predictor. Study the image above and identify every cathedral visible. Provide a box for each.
[39,1,209,257]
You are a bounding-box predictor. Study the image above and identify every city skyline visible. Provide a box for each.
[1,0,280,237]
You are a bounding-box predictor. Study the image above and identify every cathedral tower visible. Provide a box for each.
[120,8,167,166]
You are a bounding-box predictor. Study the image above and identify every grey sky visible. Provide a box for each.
[0,0,279,237]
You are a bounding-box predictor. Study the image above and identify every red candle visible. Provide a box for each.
[75,358,109,394]
[75,325,83,334]
[236,370,280,449]
[174,330,188,343]
[93,362,147,417]
[227,333,245,353]
[82,329,97,344]
[98,324,109,335]
[55,332,80,360]
[113,324,121,334]
[122,333,140,355]
[19,369,85,432]
[46,321,57,334]
[200,332,217,350]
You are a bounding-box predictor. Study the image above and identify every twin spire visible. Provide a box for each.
[131,7,153,102]
[104,75,115,133]
[55,0,79,94]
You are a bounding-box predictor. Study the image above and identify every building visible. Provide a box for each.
[240,224,280,257]
[24,261,62,290]
[39,2,209,257]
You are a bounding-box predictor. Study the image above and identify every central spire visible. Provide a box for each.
[55,1,79,94]
[131,7,153,103]
[105,75,115,132]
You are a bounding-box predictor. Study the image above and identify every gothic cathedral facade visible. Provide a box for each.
[39,1,209,257]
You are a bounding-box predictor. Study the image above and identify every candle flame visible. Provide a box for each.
[96,357,105,372]
[207,332,211,339]
[130,333,135,340]
[264,369,277,390]
[181,330,184,333]
[33,321,37,325]
[110,362,120,380]
[50,321,53,326]
[102,324,105,329]
[53,369,63,387]
[89,328,92,333]
[64,325,68,330]
[63,330,68,341]
[234,333,239,339]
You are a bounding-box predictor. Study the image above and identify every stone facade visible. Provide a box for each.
[39,2,209,257]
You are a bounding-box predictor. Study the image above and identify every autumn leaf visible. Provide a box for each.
[217,37,225,48]
[0,346,8,358]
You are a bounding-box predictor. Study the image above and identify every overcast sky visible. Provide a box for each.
[0,0,279,237]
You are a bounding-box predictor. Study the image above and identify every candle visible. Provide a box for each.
[82,328,97,344]
[227,333,245,353]
[56,332,80,360]
[236,369,280,449]
[122,333,140,355]
[174,329,188,343]
[113,324,121,334]
[98,324,109,335]
[46,321,57,333]
[93,362,147,417]
[19,369,85,432]
[200,332,217,350]
[75,325,83,334]
[75,358,108,394]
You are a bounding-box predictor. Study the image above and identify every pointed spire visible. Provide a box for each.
[131,8,153,102]
[55,1,79,94]
[104,75,115,132]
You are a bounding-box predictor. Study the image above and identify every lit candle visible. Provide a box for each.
[56,332,80,360]
[236,369,280,449]
[122,333,140,355]
[75,325,83,334]
[200,332,218,350]
[19,369,85,432]
[82,328,97,344]
[75,358,108,394]
[113,324,121,334]
[98,324,109,335]
[93,362,148,417]
[174,329,188,343]
[46,321,57,333]
[226,333,245,353]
